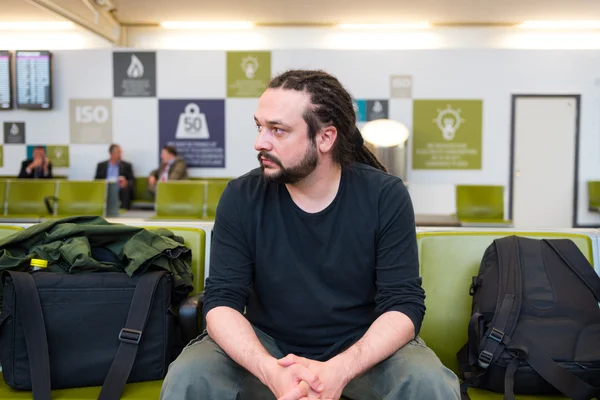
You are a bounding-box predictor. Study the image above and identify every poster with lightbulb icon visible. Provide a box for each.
[113,52,156,97]
[226,51,271,97]
[412,100,482,170]
[26,145,69,167]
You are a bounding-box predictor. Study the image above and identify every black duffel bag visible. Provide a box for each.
[0,269,179,400]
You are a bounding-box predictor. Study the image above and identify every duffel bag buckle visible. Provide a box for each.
[119,328,142,345]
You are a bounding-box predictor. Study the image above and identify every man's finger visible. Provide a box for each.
[277,381,309,400]
[292,366,324,392]
[277,354,300,367]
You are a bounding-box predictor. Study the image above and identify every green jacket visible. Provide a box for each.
[0,216,193,306]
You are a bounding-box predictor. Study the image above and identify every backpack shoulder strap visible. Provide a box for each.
[6,271,52,400]
[513,331,600,400]
[544,239,600,302]
[97,271,165,400]
[476,235,523,369]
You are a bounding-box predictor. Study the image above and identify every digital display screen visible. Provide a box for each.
[0,51,11,110]
[16,50,52,109]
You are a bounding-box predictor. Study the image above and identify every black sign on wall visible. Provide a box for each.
[113,52,156,97]
[15,50,52,109]
[3,122,25,144]
[0,51,12,110]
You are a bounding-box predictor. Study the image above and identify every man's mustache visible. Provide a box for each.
[257,152,283,168]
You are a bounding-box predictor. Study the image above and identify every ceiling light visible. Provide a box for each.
[519,20,600,30]
[0,21,75,30]
[160,21,254,30]
[361,119,410,148]
[338,22,431,30]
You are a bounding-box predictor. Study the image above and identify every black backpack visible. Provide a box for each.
[457,235,600,400]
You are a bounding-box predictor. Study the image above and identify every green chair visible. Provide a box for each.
[204,179,229,219]
[417,230,593,399]
[0,225,23,240]
[51,180,107,217]
[455,185,511,226]
[5,180,57,218]
[131,177,155,210]
[587,181,600,212]
[0,225,207,399]
[142,226,206,294]
[0,180,8,214]
[152,182,205,220]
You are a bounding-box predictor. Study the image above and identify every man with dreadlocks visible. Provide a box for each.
[161,70,460,400]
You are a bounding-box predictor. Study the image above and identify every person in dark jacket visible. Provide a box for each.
[18,146,53,179]
[160,70,461,400]
[94,144,135,209]
[148,145,188,195]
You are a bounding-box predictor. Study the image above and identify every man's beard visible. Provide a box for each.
[257,142,318,184]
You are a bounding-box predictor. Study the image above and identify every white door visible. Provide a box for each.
[512,96,578,229]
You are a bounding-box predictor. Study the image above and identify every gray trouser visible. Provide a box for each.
[160,326,461,400]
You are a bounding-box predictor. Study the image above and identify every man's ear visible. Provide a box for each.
[317,126,338,153]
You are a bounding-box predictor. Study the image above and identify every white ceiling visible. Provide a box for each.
[4,0,600,24]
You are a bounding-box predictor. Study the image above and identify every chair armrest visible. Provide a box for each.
[179,292,205,344]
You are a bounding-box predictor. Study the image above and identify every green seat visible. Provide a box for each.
[142,226,206,294]
[417,231,593,399]
[204,179,229,218]
[131,177,154,209]
[0,225,23,240]
[455,185,511,225]
[51,180,107,217]
[152,182,205,220]
[0,180,8,214]
[588,181,600,212]
[5,180,57,217]
[0,225,207,399]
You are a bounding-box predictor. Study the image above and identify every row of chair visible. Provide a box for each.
[0,223,593,399]
[154,180,229,220]
[0,179,230,221]
[457,181,600,225]
[131,177,232,211]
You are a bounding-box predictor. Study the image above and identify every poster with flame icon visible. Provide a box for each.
[159,99,225,168]
[113,52,156,97]
[3,122,25,144]
[353,99,389,129]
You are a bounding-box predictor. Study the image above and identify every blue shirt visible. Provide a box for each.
[107,162,119,181]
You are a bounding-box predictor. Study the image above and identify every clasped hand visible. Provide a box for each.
[267,354,348,400]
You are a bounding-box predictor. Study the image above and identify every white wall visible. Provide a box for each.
[0,26,599,226]
[0,27,112,50]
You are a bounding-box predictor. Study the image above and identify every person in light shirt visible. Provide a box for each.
[94,144,135,209]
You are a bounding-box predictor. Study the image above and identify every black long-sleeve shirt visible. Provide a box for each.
[203,162,425,361]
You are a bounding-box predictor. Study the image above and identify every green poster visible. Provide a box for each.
[47,145,69,168]
[227,51,271,98]
[412,100,483,170]
[0,145,4,168]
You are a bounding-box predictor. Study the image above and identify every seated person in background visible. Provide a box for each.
[18,146,53,179]
[148,145,188,194]
[94,144,135,209]
[160,69,461,400]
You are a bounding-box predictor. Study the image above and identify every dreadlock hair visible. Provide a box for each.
[267,69,387,172]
